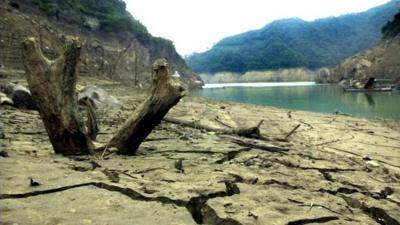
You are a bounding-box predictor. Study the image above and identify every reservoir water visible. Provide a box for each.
[196,82,400,120]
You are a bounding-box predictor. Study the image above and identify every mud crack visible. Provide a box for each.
[215,147,252,164]
[340,195,400,225]
[187,181,240,224]
[0,181,241,225]
[286,216,339,225]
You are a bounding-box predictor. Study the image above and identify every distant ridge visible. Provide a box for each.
[186,0,400,73]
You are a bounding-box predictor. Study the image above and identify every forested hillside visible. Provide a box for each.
[328,11,400,86]
[382,10,400,38]
[29,0,153,44]
[186,0,400,73]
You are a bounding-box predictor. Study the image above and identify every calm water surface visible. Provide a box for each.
[196,82,400,120]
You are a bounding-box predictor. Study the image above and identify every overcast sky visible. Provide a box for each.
[126,0,391,55]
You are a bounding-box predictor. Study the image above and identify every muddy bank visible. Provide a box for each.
[1,77,400,225]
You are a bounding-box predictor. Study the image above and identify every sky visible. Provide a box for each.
[125,0,391,56]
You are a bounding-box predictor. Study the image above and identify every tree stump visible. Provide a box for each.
[22,37,184,156]
[22,37,93,155]
[107,59,186,155]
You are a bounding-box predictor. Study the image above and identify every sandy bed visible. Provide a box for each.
[1,76,400,225]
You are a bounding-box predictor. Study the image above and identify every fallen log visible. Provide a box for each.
[219,135,289,153]
[163,117,266,139]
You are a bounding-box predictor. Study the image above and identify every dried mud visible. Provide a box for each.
[1,76,400,225]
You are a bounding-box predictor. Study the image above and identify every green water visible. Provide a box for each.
[196,83,400,120]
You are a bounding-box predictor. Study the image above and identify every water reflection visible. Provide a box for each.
[364,94,375,107]
[196,84,400,120]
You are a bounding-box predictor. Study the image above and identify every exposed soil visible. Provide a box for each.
[1,74,400,225]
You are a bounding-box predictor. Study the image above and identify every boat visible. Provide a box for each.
[343,77,395,92]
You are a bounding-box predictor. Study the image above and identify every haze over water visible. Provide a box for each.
[197,83,400,120]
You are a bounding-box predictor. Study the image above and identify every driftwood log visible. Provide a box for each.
[22,37,185,155]
[219,135,289,153]
[164,117,265,139]
[107,59,185,155]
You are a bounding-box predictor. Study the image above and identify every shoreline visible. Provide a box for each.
[195,95,400,122]
[197,83,400,121]
[202,81,316,88]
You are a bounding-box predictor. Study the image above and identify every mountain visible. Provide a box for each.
[326,11,400,87]
[0,0,202,88]
[186,0,400,74]
[382,9,400,38]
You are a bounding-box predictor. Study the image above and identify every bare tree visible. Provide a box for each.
[109,36,135,79]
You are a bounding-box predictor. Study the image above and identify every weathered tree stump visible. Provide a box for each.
[22,37,93,155]
[107,59,186,155]
[22,37,185,156]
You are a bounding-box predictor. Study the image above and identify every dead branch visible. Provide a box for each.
[284,124,301,140]
[110,37,135,79]
[214,116,234,129]
[287,110,292,119]
[219,135,289,153]
[79,97,99,140]
[163,117,266,139]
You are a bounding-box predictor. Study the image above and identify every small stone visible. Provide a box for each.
[223,203,232,208]
[363,155,372,161]
[0,150,8,157]
[179,135,190,140]
[174,159,184,173]
[248,211,258,219]
[29,177,40,187]
[366,160,380,167]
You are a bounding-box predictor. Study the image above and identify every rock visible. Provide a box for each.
[78,85,121,109]
[174,159,184,173]
[0,83,15,95]
[362,155,372,161]
[29,177,41,187]
[9,1,19,9]
[11,88,37,109]
[359,59,372,68]
[0,150,9,157]
[0,92,13,106]
[366,160,380,167]
[248,211,258,219]
[0,83,37,109]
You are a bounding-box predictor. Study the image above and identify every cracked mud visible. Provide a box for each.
[1,77,400,225]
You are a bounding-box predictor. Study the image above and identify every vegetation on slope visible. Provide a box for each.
[186,0,400,73]
[382,10,400,38]
[29,0,155,45]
